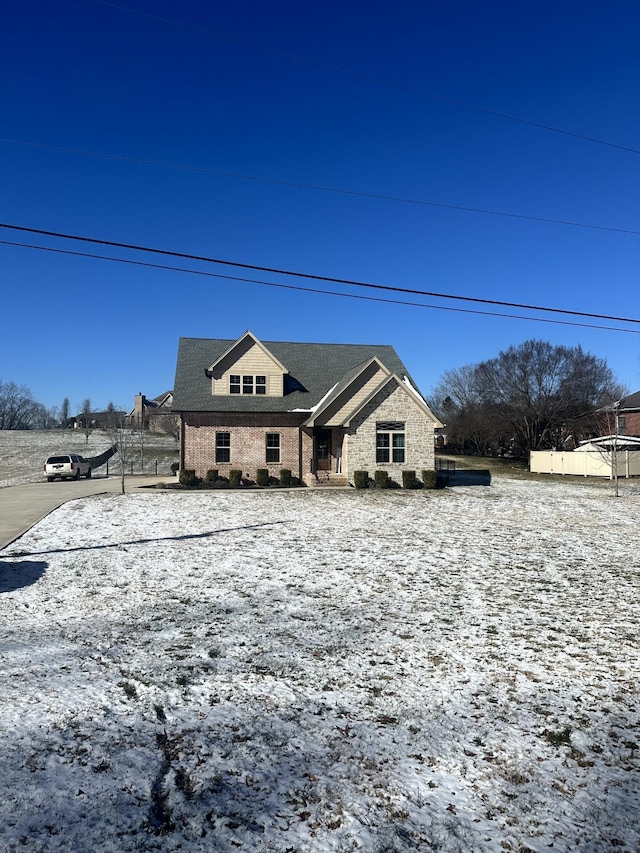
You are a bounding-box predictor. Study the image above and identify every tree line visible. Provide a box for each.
[430,339,624,456]
[0,380,60,430]
[0,381,87,431]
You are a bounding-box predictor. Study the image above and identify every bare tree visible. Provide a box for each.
[33,403,59,429]
[0,380,40,430]
[81,398,92,444]
[152,411,180,443]
[432,340,619,456]
[60,397,70,428]
[431,365,501,455]
[103,408,133,494]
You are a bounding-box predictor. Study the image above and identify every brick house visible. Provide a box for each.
[172,331,443,486]
[616,391,640,437]
[127,391,176,433]
[595,390,640,439]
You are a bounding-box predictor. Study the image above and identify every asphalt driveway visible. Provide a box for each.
[0,474,171,550]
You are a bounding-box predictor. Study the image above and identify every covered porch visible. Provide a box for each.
[307,427,347,486]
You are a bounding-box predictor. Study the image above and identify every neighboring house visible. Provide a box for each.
[611,391,640,437]
[172,331,443,487]
[72,410,125,430]
[127,391,175,433]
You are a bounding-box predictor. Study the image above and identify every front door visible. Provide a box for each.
[315,429,332,471]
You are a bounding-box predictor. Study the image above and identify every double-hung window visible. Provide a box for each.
[266,433,280,463]
[376,422,405,463]
[215,431,231,463]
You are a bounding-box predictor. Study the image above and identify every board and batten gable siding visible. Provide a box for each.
[314,362,388,428]
[182,412,304,479]
[345,382,436,481]
[211,339,286,398]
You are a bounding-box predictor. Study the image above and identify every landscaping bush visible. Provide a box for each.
[256,468,269,487]
[208,477,229,489]
[374,470,389,489]
[179,469,201,489]
[279,469,292,487]
[422,469,438,490]
[205,469,219,483]
[229,469,243,488]
[402,470,420,489]
[353,470,369,489]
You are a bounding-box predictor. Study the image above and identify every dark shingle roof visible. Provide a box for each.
[620,390,640,411]
[172,337,415,413]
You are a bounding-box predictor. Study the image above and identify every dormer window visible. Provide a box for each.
[229,374,267,395]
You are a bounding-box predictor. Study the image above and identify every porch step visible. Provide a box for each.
[312,475,349,488]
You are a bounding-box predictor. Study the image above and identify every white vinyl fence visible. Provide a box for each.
[530,450,640,478]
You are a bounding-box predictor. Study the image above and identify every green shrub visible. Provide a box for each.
[208,477,229,489]
[353,470,369,489]
[256,468,269,487]
[179,469,201,489]
[374,470,389,489]
[279,469,292,486]
[402,470,419,489]
[229,469,243,488]
[422,469,438,490]
[205,469,219,483]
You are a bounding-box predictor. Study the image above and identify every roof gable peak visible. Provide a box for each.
[206,331,288,376]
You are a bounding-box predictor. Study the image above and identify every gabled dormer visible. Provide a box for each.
[205,331,289,397]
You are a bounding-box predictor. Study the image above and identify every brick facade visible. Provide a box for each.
[345,383,436,483]
[621,411,640,436]
[181,386,437,486]
[182,412,306,480]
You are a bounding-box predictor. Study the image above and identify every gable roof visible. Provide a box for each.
[304,356,391,427]
[172,335,423,414]
[619,391,640,411]
[206,330,289,375]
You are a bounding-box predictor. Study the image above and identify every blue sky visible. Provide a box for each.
[1,0,639,414]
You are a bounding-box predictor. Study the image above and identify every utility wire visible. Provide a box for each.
[1,222,639,328]
[2,238,637,335]
[89,0,640,156]
[2,137,638,237]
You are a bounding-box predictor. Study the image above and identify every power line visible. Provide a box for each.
[89,0,640,156]
[2,137,639,238]
[1,221,639,328]
[2,237,637,335]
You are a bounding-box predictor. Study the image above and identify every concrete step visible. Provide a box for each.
[312,476,349,488]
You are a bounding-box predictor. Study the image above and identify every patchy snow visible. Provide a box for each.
[306,383,339,416]
[1,479,640,852]
[0,430,178,488]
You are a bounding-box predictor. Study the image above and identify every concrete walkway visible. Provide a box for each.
[0,474,171,551]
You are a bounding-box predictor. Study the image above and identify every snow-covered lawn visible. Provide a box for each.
[0,430,178,488]
[1,480,639,852]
